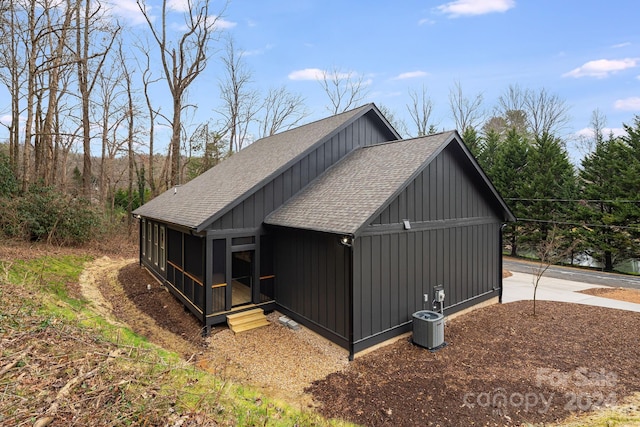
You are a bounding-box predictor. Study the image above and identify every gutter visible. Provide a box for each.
[499,223,507,303]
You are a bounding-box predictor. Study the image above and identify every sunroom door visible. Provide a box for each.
[232,250,254,307]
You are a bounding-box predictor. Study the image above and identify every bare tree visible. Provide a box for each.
[137,0,225,186]
[75,0,121,198]
[494,84,570,138]
[406,85,435,137]
[574,109,607,158]
[489,84,528,135]
[119,43,138,225]
[22,0,40,191]
[320,67,369,114]
[496,84,526,115]
[523,87,570,138]
[184,122,227,178]
[531,226,578,315]
[590,109,606,146]
[449,81,484,133]
[94,50,126,202]
[377,104,408,137]
[218,36,260,153]
[259,86,308,138]
[137,42,162,196]
[0,0,25,176]
[35,0,74,186]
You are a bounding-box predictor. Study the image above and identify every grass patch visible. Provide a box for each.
[551,392,640,426]
[0,253,351,426]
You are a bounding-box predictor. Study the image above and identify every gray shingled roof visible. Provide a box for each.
[264,131,456,235]
[133,104,376,229]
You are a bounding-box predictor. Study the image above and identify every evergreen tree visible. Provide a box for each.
[462,127,482,159]
[477,128,501,176]
[578,133,633,271]
[490,128,529,256]
[620,115,640,246]
[521,133,577,253]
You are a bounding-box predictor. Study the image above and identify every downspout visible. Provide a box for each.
[137,216,142,267]
[347,238,355,361]
[499,223,506,303]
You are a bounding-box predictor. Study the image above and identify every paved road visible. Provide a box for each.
[503,257,640,290]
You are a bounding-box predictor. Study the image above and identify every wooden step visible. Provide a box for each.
[227,308,270,333]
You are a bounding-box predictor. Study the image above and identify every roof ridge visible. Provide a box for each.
[359,130,456,149]
[255,103,374,142]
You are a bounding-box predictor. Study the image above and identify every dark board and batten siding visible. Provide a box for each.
[209,114,394,231]
[352,223,500,350]
[273,227,351,349]
[371,143,499,225]
[141,223,207,321]
[351,142,503,351]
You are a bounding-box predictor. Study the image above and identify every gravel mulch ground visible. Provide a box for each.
[580,286,640,304]
[308,300,640,426]
[115,262,348,406]
[111,260,640,426]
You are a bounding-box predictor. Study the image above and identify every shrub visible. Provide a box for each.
[0,184,102,245]
[0,151,18,197]
[112,187,150,212]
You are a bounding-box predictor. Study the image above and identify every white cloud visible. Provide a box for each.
[0,114,12,127]
[612,42,631,49]
[614,97,640,111]
[107,0,235,29]
[392,71,429,80]
[167,0,188,12]
[211,16,236,30]
[288,68,325,81]
[563,58,638,78]
[241,44,275,56]
[170,15,235,32]
[108,0,149,26]
[288,68,352,81]
[436,0,515,18]
[418,18,435,25]
[575,127,626,139]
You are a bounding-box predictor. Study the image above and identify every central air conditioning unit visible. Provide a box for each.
[412,310,445,349]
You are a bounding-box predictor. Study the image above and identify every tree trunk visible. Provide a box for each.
[170,95,181,186]
[126,65,135,226]
[604,251,613,272]
[22,0,37,192]
[9,0,20,177]
[77,0,92,199]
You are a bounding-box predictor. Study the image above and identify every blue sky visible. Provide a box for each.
[140,0,638,154]
[3,0,640,160]
[216,0,639,140]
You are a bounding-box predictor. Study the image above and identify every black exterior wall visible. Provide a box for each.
[140,220,209,323]
[272,227,351,349]
[352,222,500,352]
[269,140,506,354]
[270,220,501,355]
[350,141,505,351]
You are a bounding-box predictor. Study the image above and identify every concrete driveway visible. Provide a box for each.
[502,271,640,313]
